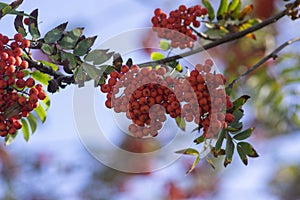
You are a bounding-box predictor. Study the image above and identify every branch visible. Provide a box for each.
[138,3,297,68]
[227,36,300,89]
[0,0,23,19]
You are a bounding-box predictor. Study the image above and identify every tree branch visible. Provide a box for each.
[138,3,297,68]
[227,36,300,89]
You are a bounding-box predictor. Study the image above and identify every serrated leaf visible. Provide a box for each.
[151,52,164,61]
[28,9,40,39]
[217,0,228,20]
[44,22,68,44]
[176,148,200,174]
[205,156,216,169]
[73,36,97,56]
[31,71,51,85]
[238,4,253,21]
[215,129,226,152]
[14,12,26,36]
[202,0,215,20]
[224,133,234,167]
[194,135,205,144]
[159,40,170,51]
[84,49,114,65]
[27,113,37,133]
[58,28,83,50]
[37,60,58,71]
[41,43,56,56]
[21,118,30,141]
[34,104,47,123]
[237,145,248,165]
[238,142,259,158]
[233,128,254,140]
[175,116,186,131]
[4,132,17,146]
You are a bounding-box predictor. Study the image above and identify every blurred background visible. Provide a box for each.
[0,0,300,199]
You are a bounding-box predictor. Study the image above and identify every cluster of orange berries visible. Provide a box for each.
[0,33,47,137]
[100,59,235,138]
[151,5,208,49]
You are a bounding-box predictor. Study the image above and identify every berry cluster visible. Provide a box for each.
[151,5,208,49]
[0,33,47,137]
[100,59,235,139]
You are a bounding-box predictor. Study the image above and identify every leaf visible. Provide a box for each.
[175,148,200,174]
[28,9,40,39]
[175,116,186,131]
[44,22,68,44]
[0,0,23,19]
[37,60,58,71]
[74,36,97,56]
[217,0,228,20]
[224,133,234,167]
[202,0,215,20]
[14,12,26,36]
[233,127,254,140]
[61,51,77,70]
[159,40,170,51]
[205,156,215,169]
[21,118,30,141]
[175,63,183,72]
[228,0,240,13]
[194,135,205,144]
[27,113,37,133]
[74,66,85,87]
[231,95,250,111]
[215,129,226,152]
[231,0,242,19]
[31,71,51,85]
[42,96,51,109]
[151,52,164,61]
[41,43,56,56]
[237,144,248,165]
[34,104,47,123]
[238,4,253,21]
[84,49,114,65]
[81,62,103,80]
[4,132,18,146]
[58,28,84,50]
[238,142,259,158]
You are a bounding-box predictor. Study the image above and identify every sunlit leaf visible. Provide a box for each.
[194,134,205,144]
[159,40,170,51]
[21,118,30,141]
[175,148,200,174]
[4,132,17,146]
[31,71,51,86]
[37,60,58,71]
[34,104,47,123]
[217,0,228,20]
[175,116,186,131]
[27,113,37,133]
[151,52,164,61]
[202,0,215,20]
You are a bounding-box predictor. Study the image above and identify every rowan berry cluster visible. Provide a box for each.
[151,5,208,49]
[0,33,47,137]
[100,59,235,139]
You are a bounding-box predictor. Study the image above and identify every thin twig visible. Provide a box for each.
[138,7,292,67]
[0,0,23,19]
[227,36,300,89]
[189,26,219,41]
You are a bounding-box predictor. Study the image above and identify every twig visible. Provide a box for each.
[227,36,300,89]
[0,0,23,19]
[189,26,219,41]
[138,6,293,68]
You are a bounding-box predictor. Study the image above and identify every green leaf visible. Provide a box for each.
[0,0,24,19]
[175,148,200,174]
[21,118,30,141]
[84,49,114,65]
[217,0,228,20]
[14,12,26,36]
[224,133,234,167]
[82,62,102,80]
[228,0,240,13]
[231,0,241,19]
[34,104,47,123]
[74,66,85,87]
[237,144,248,165]
[44,22,68,44]
[159,40,170,51]
[175,116,186,131]
[205,156,215,169]
[215,129,226,152]
[37,60,58,71]
[41,43,56,56]
[233,127,254,140]
[151,52,164,61]
[175,63,183,72]
[42,95,51,109]
[31,71,51,85]
[27,113,37,133]
[28,9,40,39]
[58,27,84,50]
[60,51,77,70]
[202,0,215,20]
[231,95,250,111]
[73,36,97,56]
[237,142,259,158]
[4,132,18,146]
[194,134,205,144]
